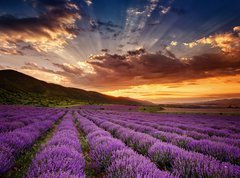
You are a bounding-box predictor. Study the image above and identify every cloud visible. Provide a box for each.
[0,0,80,55]
[89,19,122,40]
[183,42,198,48]
[22,61,86,76]
[90,19,122,33]
[0,48,24,56]
[88,50,240,87]
[89,19,98,31]
[122,0,159,43]
[148,20,161,26]
[233,26,240,32]
[85,0,92,6]
[170,41,178,46]
[21,49,240,90]
[97,20,122,29]
[118,44,124,48]
[160,6,171,14]
[22,62,55,73]
[52,63,85,76]
[184,26,240,55]
[23,47,240,89]
[101,49,109,53]
[159,1,185,16]
[127,48,146,55]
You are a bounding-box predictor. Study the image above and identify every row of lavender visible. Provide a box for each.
[0,106,60,133]
[91,111,240,164]
[1,105,239,177]
[8,108,174,177]
[79,110,240,177]
[115,111,240,137]
[113,111,240,148]
[0,106,65,173]
[26,112,85,177]
[78,104,240,133]
[93,107,240,137]
[1,106,174,177]
[76,113,174,177]
[89,110,240,149]
[101,112,240,142]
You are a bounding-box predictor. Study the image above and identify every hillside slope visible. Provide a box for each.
[0,70,146,106]
[199,99,240,108]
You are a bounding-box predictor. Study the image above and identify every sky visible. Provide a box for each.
[0,0,240,103]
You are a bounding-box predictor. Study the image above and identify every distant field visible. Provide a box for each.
[1,105,240,177]
[138,105,240,115]
[160,107,240,115]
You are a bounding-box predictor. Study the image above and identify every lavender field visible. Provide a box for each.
[0,105,240,178]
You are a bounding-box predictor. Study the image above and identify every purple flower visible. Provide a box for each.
[107,148,175,178]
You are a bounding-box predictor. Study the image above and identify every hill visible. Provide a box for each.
[159,98,240,109]
[198,98,240,108]
[0,70,148,107]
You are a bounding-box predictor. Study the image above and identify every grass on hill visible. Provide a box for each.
[0,88,85,107]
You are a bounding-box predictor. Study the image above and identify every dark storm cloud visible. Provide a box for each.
[21,48,240,89]
[85,50,240,87]
[127,48,146,56]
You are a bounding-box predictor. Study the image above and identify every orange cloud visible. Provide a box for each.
[233,26,240,33]
[184,26,240,55]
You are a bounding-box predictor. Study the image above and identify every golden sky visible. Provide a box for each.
[104,75,240,103]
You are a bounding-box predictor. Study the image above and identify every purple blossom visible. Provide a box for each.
[107,148,176,178]
[149,141,240,177]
